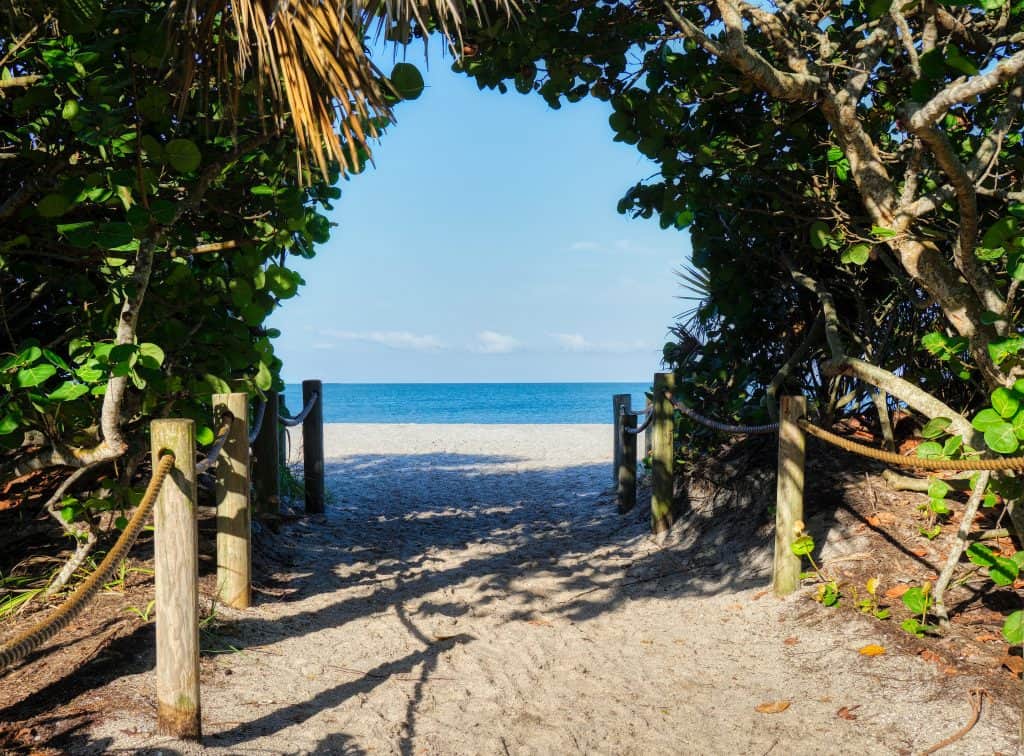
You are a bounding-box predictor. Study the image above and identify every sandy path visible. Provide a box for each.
[86,424,1016,755]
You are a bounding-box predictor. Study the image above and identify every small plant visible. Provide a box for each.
[125,599,156,623]
[791,526,840,606]
[900,582,940,637]
[854,577,891,620]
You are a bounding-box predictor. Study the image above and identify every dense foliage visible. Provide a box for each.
[459,0,1024,447]
[0,0,435,585]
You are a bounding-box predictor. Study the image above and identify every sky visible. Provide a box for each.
[270,48,691,384]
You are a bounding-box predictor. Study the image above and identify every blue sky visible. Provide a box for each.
[271,50,691,383]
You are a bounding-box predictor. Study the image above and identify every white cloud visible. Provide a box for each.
[553,332,588,352]
[475,330,521,354]
[320,329,444,351]
[550,332,654,354]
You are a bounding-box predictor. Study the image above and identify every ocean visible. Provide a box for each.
[281,383,651,424]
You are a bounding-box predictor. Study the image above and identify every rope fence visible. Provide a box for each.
[612,372,1024,599]
[0,378,327,741]
[248,398,267,445]
[0,453,175,674]
[279,391,319,428]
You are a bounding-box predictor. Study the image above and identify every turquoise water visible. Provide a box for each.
[281,383,650,424]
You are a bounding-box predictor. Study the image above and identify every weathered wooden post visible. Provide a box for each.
[617,412,637,513]
[302,379,325,514]
[773,395,807,596]
[252,390,280,518]
[213,393,250,609]
[651,372,677,534]
[151,419,201,740]
[612,393,631,483]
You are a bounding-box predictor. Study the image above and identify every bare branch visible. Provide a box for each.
[909,48,1024,131]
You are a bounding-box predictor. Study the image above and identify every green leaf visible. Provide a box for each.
[901,618,924,637]
[901,586,931,615]
[990,556,1019,586]
[972,408,1006,432]
[37,193,70,218]
[808,221,829,250]
[826,146,843,163]
[60,503,79,523]
[916,441,944,459]
[255,361,272,391]
[0,413,19,435]
[165,138,201,173]
[196,425,215,446]
[927,478,951,499]
[992,387,1020,418]
[250,185,276,196]
[841,243,871,265]
[1003,610,1024,645]
[944,44,979,76]
[389,62,425,101]
[871,225,897,239]
[987,336,1024,365]
[942,435,963,457]
[984,422,1019,454]
[138,343,165,369]
[57,221,96,248]
[14,364,56,388]
[967,543,999,568]
[982,217,1019,249]
[47,382,89,402]
[928,499,950,516]
[791,534,815,556]
[921,417,952,438]
[94,223,134,251]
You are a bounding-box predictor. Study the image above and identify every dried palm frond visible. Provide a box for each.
[168,0,521,181]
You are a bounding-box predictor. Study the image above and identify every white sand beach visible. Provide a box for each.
[83,423,1016,754]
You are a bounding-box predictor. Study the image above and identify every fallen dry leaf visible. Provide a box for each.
[974,633,999,643]
[919,649,942,664]
[858,644,886,657]
[783,636,800,646]
[752,589,769,600]
[912,547,929,558]
[755,700,791,714]
[836,705,860,721]
[866,515,881,527]
[885,584,909,599]
[1000,655,1024,677]
[526,619,552,627]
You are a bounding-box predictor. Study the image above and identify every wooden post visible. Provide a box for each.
[773,395,807,597]
[302,379,325,514]
[252,390,280,518]
[213,393,250,609]
[612,394,631,483]
[651,372,677,534]
[617,412,637,513]
[152,419,201,740]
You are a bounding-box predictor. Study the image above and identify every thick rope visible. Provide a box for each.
[0,453,176,674]
[625,407,655,435]
[279,391,319,428]
[248,399,267,445]
[196,413,234,474]
[665,392,779,435]
[798,419,1024,470]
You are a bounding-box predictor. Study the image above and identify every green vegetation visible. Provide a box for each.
[0,0,515,592]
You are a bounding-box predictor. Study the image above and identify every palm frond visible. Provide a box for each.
[674,264,715,342]
[168,0,521,180]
